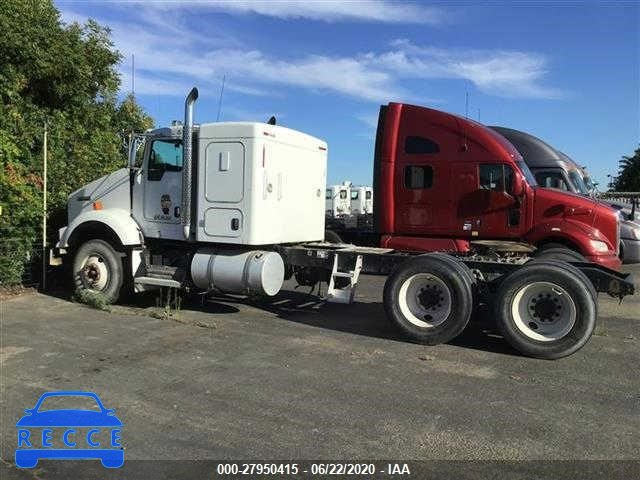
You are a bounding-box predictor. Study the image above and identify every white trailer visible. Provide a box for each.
[52,88,635,359]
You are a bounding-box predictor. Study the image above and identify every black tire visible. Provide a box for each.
[428,252,478,293]
[534,245,586,262]
[324,229,343,244]
[383,254,474,345]
[494,262,596,359]
[526,258,597,305]
[72,239,124,304]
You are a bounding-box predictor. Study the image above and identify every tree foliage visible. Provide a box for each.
[613,147,640,192]
[0,0,153,285]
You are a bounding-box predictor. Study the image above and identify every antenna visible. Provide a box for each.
[462,89,469,151]
[216,75,226,122]
[477,108,481,123]
[465,90,469,119]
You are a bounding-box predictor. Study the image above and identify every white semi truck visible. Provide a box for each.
[52,88,635,359]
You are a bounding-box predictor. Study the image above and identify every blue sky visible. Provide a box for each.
[57,1,639,187]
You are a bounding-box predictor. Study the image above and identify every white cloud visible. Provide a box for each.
[201,1,446,24]
[63,0,446,24]
[375,40,565,99]
[57,7,563,102]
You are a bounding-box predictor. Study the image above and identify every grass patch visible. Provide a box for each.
[150,287,182,321]
[73,289,112,312]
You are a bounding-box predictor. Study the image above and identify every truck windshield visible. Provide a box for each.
[568,170,588,194]
[583,175,596,193]
[516,160,538,187]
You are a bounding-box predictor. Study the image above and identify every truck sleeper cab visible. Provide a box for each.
[373,103,621,270]
[350,186,373,215]
[325,183,351,218]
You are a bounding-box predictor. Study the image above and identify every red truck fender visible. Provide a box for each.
[524,217,615,256]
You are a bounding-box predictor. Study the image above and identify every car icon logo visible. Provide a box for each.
[15,391,123,468]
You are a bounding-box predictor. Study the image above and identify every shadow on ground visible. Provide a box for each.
[41,276,520,357]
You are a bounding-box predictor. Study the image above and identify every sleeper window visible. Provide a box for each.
[404,165,433,189]
[405,136,440,154]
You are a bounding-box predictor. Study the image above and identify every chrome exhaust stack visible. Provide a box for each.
[182,87,198,240]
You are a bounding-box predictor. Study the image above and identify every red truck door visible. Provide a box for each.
[454,162,526,238]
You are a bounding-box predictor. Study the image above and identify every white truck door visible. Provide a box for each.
[132,138,184,240]
[197,141,245,241]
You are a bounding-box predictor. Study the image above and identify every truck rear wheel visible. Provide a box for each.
[383,255,473,345]
[73,239,123,304]
[494,262,596,359]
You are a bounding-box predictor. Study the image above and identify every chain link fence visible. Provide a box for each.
[597,191,639,206]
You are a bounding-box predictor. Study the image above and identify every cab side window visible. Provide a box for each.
[535,171,570,191]
[148,139,183,181]
[339,190,348,199]
[479,164,514,192]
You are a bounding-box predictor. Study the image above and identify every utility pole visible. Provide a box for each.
[42,120,48,290]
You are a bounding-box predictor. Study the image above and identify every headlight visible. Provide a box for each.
[589,239,610,253]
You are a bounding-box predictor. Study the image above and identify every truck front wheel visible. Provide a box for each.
[494,262,596,359]
[383,255,474,345]
[534,244,586,262]
[72,239,124,303]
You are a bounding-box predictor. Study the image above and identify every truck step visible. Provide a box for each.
[332,272,354,278]
[134,276,182,288]
[326,254,363,304]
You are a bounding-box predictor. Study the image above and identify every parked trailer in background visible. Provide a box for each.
[52,88,634,359]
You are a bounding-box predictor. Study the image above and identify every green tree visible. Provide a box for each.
[0,0,153,285]
[613,147,640,192]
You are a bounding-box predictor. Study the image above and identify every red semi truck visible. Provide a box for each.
[363,103,621,270]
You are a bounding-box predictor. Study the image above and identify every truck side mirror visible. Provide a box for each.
[128,136,143,169]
